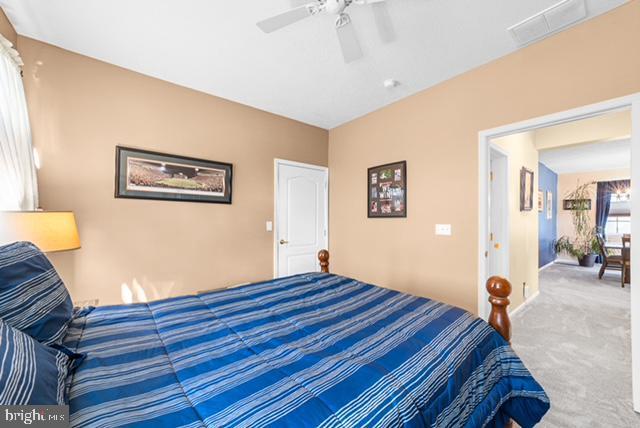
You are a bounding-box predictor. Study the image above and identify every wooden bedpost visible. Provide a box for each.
[486,276,512,343]
[318,250,330,273]
[487,277,514,428]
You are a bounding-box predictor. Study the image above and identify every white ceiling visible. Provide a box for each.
[0,0,627,129]
[539,138,631,174]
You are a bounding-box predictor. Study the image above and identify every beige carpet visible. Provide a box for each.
[510,262,640,427]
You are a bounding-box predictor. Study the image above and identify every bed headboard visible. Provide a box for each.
[316,250,512,343]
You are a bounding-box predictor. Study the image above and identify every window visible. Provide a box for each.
[0,34,38,210]
[605,191,631,237]
[605,216,630,236]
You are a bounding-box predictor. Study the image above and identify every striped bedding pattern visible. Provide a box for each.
[64,273,549,427]
[0,241,73,345]
[0,319,72,405]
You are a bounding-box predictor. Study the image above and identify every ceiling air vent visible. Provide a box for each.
[508,0,587,46]
[545,0,587,31]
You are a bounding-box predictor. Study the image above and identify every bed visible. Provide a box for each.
[60,250,549,427]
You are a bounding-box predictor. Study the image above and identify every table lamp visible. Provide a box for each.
[0,211,81,252]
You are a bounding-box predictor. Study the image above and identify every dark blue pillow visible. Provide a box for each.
[0,319,82,404]
[0,241,73,345]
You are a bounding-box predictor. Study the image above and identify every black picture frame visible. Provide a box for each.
[368,161,407,218]
[520,167,534,211]
[115,146,233,204]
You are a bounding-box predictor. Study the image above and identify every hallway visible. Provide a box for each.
[510,263,638,427]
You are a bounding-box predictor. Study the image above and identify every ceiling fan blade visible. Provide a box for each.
[335,14,363,63]
[257,6,313,33]
[371,1,395,43]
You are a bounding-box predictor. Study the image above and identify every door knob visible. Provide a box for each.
[280,239,289,245]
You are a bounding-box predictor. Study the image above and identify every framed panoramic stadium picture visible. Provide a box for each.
[115,146,233,204]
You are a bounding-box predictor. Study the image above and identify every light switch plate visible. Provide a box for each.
[435,224,452,236]
[266,221,273,232]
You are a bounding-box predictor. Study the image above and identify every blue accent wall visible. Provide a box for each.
[539,162,558,267]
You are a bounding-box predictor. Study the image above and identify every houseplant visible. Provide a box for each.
[555,181,600,267]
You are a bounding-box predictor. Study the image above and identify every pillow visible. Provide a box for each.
[0,241,73,345]
[0,319,82,405]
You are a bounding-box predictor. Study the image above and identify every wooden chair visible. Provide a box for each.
[622,235,631,288]
[596,232,624,280]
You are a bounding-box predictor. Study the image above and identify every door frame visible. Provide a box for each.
[477,92,640,412]
[485,144,510,318]
[273,158,329,278]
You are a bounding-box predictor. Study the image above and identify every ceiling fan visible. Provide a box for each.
[257,0,395,63]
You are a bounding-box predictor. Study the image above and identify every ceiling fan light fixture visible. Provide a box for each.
[335,12,352,28]
[258,0,395,63]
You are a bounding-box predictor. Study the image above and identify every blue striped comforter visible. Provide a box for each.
[64,273,549,427]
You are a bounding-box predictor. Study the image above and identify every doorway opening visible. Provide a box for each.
[479,94,640,422]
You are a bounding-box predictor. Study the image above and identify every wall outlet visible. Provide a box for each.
[523,283,530,299]
[435,224,452,236]
[74,298,99,308]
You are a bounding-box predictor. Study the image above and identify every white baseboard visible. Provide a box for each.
[539,260,556,271]
[509,290,541,317]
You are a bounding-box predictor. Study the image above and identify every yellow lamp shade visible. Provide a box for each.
[0,211,81,253]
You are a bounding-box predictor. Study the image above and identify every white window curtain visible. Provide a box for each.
[0,34,38,211]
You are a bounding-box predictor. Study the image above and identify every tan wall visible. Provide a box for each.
[19,36,328,305]
[492,133,539,309]
[557,169,631,259]
[328,1,640,313]
[0,7,16,46]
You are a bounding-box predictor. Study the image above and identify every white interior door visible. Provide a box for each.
[487,147,509,314]
[276,160,328,277]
